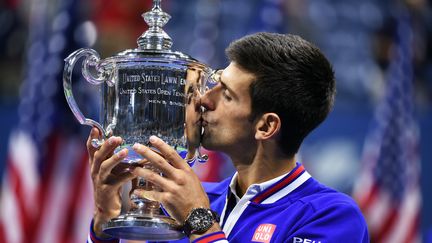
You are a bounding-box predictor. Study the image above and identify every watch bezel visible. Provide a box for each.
[184,207,219,235]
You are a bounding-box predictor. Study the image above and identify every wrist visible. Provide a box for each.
[90,218,118,242]
[93,214,113,239]
[189,223,223,241]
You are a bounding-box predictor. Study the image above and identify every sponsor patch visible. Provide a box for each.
[252,223,276,243]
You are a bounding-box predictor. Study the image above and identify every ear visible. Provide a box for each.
[254,113,281,140]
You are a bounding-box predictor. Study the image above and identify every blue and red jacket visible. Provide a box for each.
[89,163,369,243]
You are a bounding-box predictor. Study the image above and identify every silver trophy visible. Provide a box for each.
[63,0,214,240]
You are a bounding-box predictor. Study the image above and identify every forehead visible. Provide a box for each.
[220,62,255,93]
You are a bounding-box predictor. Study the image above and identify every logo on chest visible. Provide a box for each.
[252,223,276,243]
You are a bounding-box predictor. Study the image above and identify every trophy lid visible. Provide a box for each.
[137,0,172,50]
[109,0,202,65]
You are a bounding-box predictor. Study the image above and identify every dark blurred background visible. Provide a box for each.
[0,0,431,242]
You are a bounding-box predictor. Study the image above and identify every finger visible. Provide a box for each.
[103,168,137,188]
[92,136,123,174]
[132,165,176,190]
[99,148,129,181]
[86,127,100,162]
[110,169,136,187]
[148,136,189,170]
[132,143,178,178]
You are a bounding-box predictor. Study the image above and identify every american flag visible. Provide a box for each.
[352,10,421,243]
[0,0,95,242]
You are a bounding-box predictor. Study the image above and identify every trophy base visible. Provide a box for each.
[102,213,185,241]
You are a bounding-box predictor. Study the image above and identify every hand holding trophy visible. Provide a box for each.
[63,0,215,240]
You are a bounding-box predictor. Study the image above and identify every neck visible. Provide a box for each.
[230,143,297,197]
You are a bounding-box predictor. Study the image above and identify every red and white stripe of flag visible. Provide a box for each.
[0,131,94,243]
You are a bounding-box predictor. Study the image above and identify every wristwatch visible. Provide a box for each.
[183,207,220,236]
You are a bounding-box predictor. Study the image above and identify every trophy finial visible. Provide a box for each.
[137,0,173,50]
[152,0,161,10]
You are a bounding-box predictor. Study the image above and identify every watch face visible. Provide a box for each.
[188,208,214,233]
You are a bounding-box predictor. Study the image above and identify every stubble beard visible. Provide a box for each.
[200,126,219,151]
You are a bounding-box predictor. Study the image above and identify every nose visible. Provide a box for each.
[200,88,216,112]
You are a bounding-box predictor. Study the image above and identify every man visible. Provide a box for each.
[87,33,369,243]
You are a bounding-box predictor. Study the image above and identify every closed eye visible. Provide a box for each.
[223,89,232,101]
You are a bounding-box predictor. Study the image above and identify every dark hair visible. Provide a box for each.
[226,32,336,156]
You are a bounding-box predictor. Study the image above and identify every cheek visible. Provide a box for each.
[220,102,251,117]
[222,116,254,137]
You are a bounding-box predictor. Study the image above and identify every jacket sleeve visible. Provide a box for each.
[191,231,228,243]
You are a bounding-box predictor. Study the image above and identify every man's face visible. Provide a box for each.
[184,68,204,153]
[200,62,257,155]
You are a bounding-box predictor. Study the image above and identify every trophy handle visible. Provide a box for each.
[63,48,115,148]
